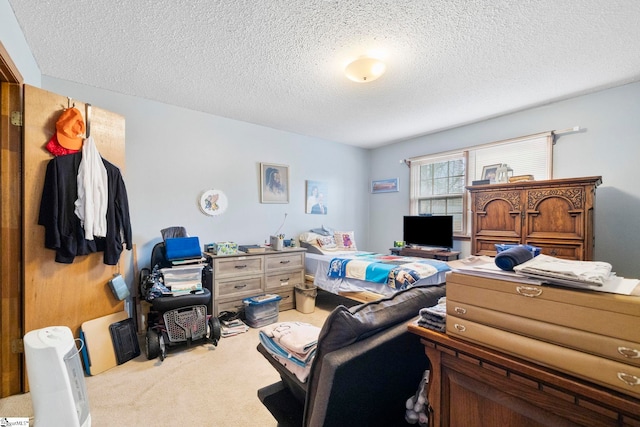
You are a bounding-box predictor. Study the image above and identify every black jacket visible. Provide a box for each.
[38,153,132,265]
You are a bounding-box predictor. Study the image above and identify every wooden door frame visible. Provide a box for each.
[0,41,25,396]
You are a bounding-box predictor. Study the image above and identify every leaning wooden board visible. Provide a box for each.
[80,311,129,375]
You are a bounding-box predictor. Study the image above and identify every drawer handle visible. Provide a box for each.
[235,264,247,269]
[516,286,543,298]
[280,260,290,264]
[280,277,290,282]
[234,284,247,289]
[454,323,466,332]
[618,347,640,359]
[617,372,640,386]
[454,306,467,315]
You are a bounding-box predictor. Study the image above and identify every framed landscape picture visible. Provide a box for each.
[371,178,399,194]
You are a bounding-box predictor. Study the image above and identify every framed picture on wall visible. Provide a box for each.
[371,178,399,194]
[260,163,289,203]
[306,180,328,214]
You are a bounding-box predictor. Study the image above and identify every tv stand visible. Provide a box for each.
[389,247,459,261]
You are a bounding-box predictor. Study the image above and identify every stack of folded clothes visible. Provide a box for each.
[258,321,321,383]
[417,297,447,332]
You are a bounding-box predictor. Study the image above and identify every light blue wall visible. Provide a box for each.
[3,0,370,269]
[4,0,639,279]
[41,77,371,266]
[369,82,640,278]
[1,0,40,85]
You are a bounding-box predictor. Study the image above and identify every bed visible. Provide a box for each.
[299,231,450,302]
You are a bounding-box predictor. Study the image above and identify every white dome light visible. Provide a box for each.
[345,57,386,83]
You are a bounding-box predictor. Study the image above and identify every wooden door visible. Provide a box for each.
[524,185,588,260]
[1,81,23,397]
[23,84,126,343]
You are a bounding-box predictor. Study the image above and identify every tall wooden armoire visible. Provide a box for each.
[467,176,601,260]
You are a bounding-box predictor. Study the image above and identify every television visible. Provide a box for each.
[403,215,454,250]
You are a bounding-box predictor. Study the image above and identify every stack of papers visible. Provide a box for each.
[221,319,249,337]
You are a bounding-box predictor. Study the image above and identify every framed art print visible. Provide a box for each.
[371,178,399,194]
[260,163,289,203]
[306,180,328,214]
[481,164,501,183]
[199,189,228,216]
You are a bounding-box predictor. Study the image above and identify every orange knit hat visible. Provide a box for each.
[55,107,85,150]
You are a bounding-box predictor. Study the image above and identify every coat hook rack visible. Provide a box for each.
[67,97,75,109]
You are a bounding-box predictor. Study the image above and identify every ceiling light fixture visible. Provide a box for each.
[344,56,386,83]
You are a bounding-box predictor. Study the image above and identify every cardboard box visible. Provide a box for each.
[212,241,238,255]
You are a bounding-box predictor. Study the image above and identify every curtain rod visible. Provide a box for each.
[553,125,581,136]
[400,126,581,166]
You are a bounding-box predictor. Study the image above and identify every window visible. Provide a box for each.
[410,153,466,234]
[409,132,553,236]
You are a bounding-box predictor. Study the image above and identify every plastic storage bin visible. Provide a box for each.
[243,294,281,328]
[160,265,204,296]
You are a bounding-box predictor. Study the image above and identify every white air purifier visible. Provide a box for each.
[24,326,91,427]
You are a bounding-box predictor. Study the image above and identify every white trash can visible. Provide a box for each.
[294,283,318,314]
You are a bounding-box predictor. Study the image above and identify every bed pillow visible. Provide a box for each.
[333,231,357,250]
[316,235,337,249]
[299,232,323,244]
[310,225,334,236]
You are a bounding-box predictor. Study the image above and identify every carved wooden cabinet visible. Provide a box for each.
[467,176,601,260]
[408,325,640,427]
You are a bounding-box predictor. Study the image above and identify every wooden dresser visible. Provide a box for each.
[408,325,640,427]
[467,176,601,260]
[207,248,305,315]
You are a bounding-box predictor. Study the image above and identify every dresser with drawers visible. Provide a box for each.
[207,248,306,315]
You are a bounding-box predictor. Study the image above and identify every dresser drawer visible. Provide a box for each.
[446,315,640,399]
[215,274,264,298]
[214,255,264,278]
[448,298,640,367]
[446,272,640,342]
[266,252,304,272]
[265,270,304,291]
[268,289,294,311]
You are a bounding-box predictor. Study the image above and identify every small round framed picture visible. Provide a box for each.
[199,189,228,216]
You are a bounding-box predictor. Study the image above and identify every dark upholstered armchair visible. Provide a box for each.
[257,283,446,427]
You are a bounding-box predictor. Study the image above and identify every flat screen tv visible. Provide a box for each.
[403,215,453,250]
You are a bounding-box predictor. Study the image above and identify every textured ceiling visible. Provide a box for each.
[8,0,640,148]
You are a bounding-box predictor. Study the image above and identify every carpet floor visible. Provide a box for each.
[0,290,357,426]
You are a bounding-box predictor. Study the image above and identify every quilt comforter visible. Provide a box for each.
[327,253,450,290]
